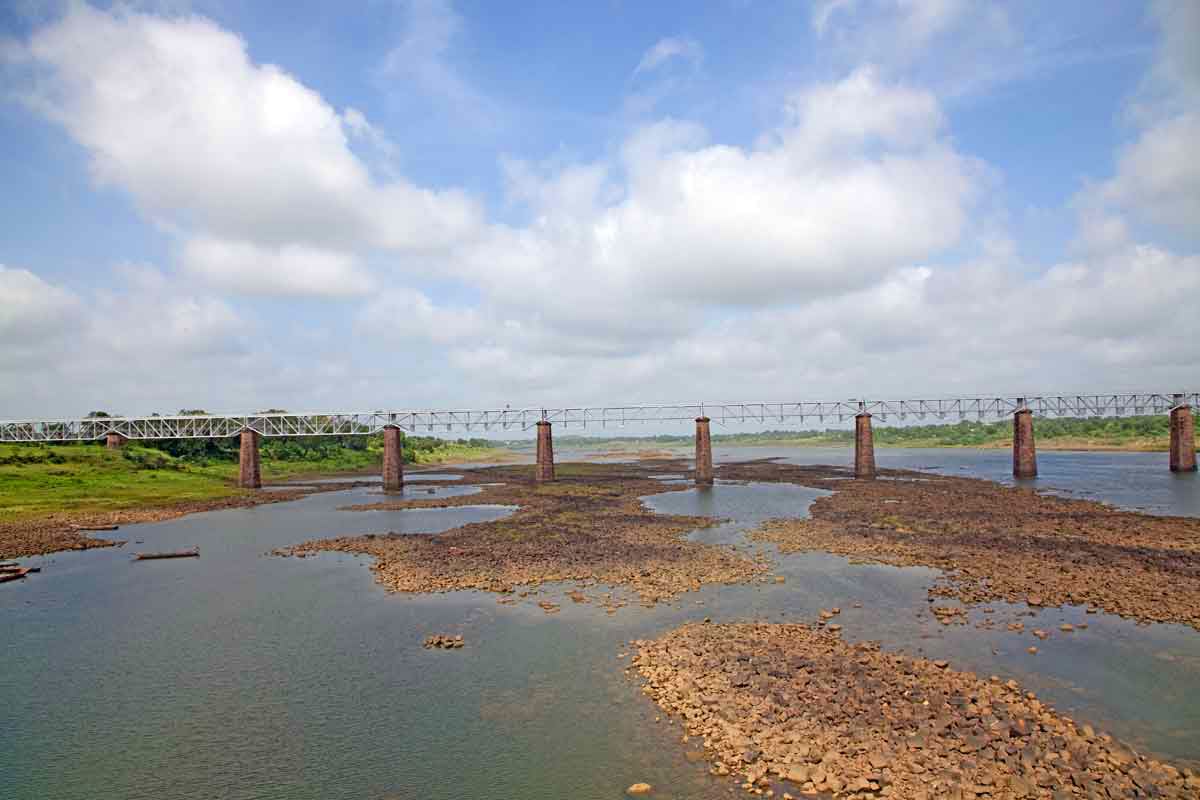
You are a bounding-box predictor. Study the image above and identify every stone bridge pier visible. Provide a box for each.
[238,429,261,489]
[1171,396,1197,472]
[383,426,405,490]
[536,420,555,482]
[105,433,127,449]
[854,410,875,479]
[1013,403,1038,479]
[695,416,713,486]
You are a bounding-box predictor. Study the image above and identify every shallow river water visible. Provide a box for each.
[1,448,1198,799]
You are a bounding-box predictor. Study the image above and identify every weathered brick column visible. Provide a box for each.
[1170,400,1197,472]
[238,429,261,489]
[1013,408,1038,479]
[382,425,405,490]
[695,416,713,486]
[854,412,876,480]
[105,433,127,450]
[535,420,555,482]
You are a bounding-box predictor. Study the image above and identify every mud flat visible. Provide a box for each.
[279,462,767,603]
[724,461,1200,630]
[0,483,364,560]
[633,621,1200,798]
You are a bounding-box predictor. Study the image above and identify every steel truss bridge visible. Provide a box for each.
[0,392,1195,443]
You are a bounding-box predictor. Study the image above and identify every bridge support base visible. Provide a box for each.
[383,426,405,490]
[695,416,713,486]
[1170,404,1197,472]
[105,433,127,450]
[855,413,876,479]
[1013,409,1037,479]
[536,421,554,482]
[238,429,261,489]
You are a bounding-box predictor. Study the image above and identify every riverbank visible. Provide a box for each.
[633,621,1199,798]
[0,485,349,559]
[0,440,510,558]
[280,461,767,604]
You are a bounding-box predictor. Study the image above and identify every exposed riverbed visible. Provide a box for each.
[1,449,1197,799]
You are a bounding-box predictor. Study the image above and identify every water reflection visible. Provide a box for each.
[1,450,1197,800]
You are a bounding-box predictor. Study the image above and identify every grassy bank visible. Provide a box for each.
[0,437,509,522]
[551,415,1187,452]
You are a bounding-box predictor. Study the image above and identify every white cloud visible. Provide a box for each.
[17,3,482,296]
[0,264,254,414]
[380,0,507,131]
[464,68,981,326]
[1092,2,1200,239]
[634,37,703,76]
[357,288,484,345]
[1100,112,1200,233]
[0,264,79,338]
[182,238,376,298]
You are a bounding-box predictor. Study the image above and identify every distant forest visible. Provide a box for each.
[545,415,1176,449]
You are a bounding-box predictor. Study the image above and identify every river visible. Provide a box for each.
[1,448,1197,799]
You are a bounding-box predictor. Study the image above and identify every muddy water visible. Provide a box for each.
[1,453,1198,799]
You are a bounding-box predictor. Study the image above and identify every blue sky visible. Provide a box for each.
[0,1,1197,420]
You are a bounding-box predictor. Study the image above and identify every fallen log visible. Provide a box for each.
[71,524,120,531]
[134,549,199,560]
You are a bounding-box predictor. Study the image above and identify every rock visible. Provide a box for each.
[626,782,652,795]
[630,621,1197,800]
[422,633,464,649]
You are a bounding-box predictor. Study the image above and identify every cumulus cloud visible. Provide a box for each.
[357,288,484,345]
[468,67,981,326]
[3,1,1197,419]
[0,264,253,414]
[182,238,375,298]
[15,3,482,296]
[1092,1,1200,238]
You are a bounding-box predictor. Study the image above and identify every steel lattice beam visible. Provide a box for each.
[0,392,1195,442]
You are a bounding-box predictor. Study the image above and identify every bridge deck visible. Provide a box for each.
[1,393,1195,442]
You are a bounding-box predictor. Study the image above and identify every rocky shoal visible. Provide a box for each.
[280,462,767,604]
[632,621,1199,799]
[725,461,1200,630]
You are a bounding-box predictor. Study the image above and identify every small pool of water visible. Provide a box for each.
[404,473,463,482]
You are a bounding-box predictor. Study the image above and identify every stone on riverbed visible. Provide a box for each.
[422,634,464,649]
[630,621,1195,799]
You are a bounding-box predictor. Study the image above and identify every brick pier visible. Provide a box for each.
[536,421,555,482]
[238,429,261,489]
[695,416,713,486]
[1013,407,1038,479]
[383,425,405,490]
[1170,400,1197,472]
[105,433,126,450]
[854,412,876,479]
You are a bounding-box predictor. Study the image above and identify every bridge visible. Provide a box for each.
[1,392,1195,489]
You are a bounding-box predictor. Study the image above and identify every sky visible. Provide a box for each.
[0,0,1197,422]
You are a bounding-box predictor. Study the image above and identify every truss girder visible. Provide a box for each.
[0,393,1195,442]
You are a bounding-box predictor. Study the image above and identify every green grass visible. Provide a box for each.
[0,440,508,522]
[0,444,240,520]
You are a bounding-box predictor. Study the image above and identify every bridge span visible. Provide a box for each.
[1,392,1195,489]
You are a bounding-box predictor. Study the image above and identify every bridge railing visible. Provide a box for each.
[0,392,1195,442]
